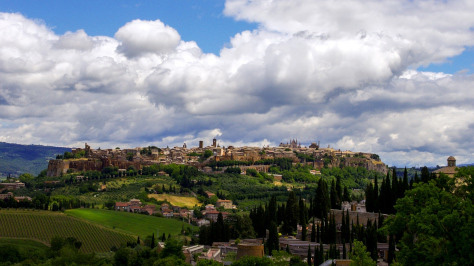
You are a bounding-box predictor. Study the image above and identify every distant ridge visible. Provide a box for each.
[458,163,474,167]
[0,142,70,177]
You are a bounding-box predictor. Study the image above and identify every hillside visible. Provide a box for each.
[0,210,135,253]
[66,208,196,239]
[0,142,70,177]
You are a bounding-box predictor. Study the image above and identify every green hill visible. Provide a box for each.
[66,208,196,239]
[0,142,70,177]
[0,210,135,253]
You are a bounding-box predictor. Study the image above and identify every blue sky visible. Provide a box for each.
[0,0,473,167]
[0,0,256,55]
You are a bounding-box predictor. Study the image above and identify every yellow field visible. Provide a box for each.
[148,194,201,208]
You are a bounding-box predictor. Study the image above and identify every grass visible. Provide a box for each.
[0,237,49,251]
[0,209,135,253]
[148,194,201,208]
[66,208,196,239]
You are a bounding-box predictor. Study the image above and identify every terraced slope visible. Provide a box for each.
[0,210,135,253]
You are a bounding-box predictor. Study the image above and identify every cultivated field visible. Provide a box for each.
[148,193,201,208]
[0,210,135,253]
[66,208,196,239]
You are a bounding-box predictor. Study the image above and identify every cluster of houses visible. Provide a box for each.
[114,199,156,215]
[0,181,31,203]
[0,191,32,202]
[113,196,235,226]
[0,181,25,191]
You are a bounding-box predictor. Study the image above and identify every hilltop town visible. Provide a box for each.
[47,139,387,177]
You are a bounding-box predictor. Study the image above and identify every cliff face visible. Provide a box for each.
[47,158,150,177]
[340,157,388,175]
[47,160,69,177]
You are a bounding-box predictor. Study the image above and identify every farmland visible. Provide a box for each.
[0,210,135,253]
[147,193,201,208]
[65,208,196,239]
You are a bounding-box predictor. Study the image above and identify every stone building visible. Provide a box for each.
[433,156,458,177]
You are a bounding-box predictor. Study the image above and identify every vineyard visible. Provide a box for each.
[0,210,135,253]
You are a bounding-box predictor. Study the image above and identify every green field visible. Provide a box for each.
[0,210,135,253]
[0,238,48,252]
[66,208,196,239]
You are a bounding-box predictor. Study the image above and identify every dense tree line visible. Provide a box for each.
[365,166,436,214]
[199,213,255,245]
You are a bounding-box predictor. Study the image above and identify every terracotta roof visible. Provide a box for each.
[433,166,457,175]
[115,202,129,207]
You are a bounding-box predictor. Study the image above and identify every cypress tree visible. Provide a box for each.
[392,168,399,210]
[330,213,337,244]
[314,179,330,219]
[336,176,342,209]
[307,245,312,266]
[268,196,277,224]
[373,177,379,212]
[345,210,350,243]
[161,233,166,242]
[403,167,409,195]
[341,211,346,242]
[316,224,320,243]
[319,244,324,264]
[151,233,155,248]
[414,171,419,183]
[365,182,374,212]
[342,242,347,259]
[342,186,351,202]
[302,222,307,241]
[299,197,307,225]
[311,220,316,242]
[330,179,338,209]
[266,221,279,255]
[282,191,298,235]
[388,234,395,264]
[314,245,319,266]
[421,166,430,183]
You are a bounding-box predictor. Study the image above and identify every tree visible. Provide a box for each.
[159,238,185,260]
[314,179,330,219]
[350,240,376,266]
[420,166,430,183]
[383,174,474,266]
[307,245,312,266]
[342,186,351,202]
[282,191,298,235]
[267,221,279,255]
[387,235,395,264]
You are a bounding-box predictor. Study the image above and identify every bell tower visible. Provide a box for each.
[447,156,456,167]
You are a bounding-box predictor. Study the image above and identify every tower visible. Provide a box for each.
[199,141,203,149]
[447,156,456,167]
[213,138,217,147]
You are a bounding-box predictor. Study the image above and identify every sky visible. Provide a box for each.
[0,0,473,167]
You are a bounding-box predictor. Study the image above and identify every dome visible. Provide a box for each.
[448,156,456,161]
